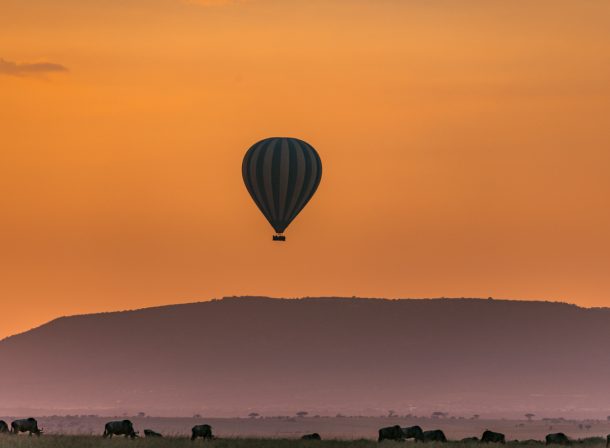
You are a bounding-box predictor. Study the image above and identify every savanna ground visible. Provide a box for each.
[0,417,608,448]
[0,437,607,448]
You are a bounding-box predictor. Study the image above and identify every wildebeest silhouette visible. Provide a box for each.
[302,433,321,440]
[482,430,506,443]
[423,429,447,442]
[103,420,137,439]
[144,429,163,438]
[11,418,42,436]
[378,425,404,442]
[0,421,9,434]
[403,425,424,441]
[546,433,569,445]
[191,424,213,441]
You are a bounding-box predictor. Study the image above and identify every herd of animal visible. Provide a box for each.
[0,418,43,436]
[377,426,610,447]
[102,420,215,441]
[0,418,213,441]
[0,418,609,446]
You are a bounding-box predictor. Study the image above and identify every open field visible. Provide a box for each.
[0,417,609,442]
[0,437,607,448]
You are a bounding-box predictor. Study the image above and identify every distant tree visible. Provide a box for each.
[525,413,535,422]
[585,425,591,430]
[248,413,260,419]
[193,414,202,419]
[296,411,309,418]
[388,410,397,418]
[137,412,146,418]
[471,414,480,420]
[432,411,448,419]
[607,416,610,421]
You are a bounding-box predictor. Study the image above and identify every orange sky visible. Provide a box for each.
[1,0,609,339]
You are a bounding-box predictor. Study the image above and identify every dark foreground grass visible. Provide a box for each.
[0,437,606,448]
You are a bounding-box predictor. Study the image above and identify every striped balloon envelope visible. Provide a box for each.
[242,137,322,241]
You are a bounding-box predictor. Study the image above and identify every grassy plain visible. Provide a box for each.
[0,436,607,448]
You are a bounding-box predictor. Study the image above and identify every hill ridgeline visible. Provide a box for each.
[0,297,609,417]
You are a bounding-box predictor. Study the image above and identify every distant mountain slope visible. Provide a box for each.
[1,297,609,417]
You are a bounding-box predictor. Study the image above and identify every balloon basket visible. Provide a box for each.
[273,235,286,242]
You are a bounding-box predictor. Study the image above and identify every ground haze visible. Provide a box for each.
[0,416,609,441]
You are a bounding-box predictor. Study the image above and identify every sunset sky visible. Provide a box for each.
[1,0,609,339]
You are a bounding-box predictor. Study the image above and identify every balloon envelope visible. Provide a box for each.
[242,137,322,237]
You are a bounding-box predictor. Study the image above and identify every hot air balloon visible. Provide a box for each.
[242,137,322,241]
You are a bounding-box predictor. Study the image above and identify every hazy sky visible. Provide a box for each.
[1,0,609,339]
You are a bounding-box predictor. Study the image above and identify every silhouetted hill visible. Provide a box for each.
[1,297,609,417]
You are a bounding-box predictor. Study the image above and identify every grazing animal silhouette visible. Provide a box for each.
[378,425,404,442]
[191,424,213,441]
[144,429,163,438]
[0,421,9,434]
[605,435,609,448]
[11,418,42,436]
[546,433,569,445]
[423,430,447,442]
[103,420,137,439]
[302,433,322,440]
[482,431,506,443]
[403,425,425,441]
